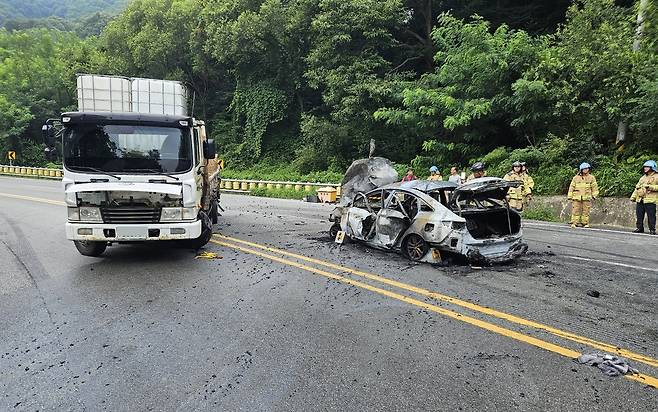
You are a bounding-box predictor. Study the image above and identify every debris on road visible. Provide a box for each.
[195,251,223,260]
[575,353,639,377]
[586,290,601,298]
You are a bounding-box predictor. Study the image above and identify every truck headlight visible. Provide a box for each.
[182,207,198,220]
[79,207,102,222]
[161,207,198,222]
[68,207,80,221]
[68,207,102,222]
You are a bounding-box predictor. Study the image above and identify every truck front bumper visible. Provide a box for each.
[66,220,202,242]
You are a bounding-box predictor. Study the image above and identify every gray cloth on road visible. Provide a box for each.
[575,352,639,377]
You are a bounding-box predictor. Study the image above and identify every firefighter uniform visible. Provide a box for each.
[630,162,658,234]
[521,170,534,207]
[568,169,599,227]
[503,170,526,211]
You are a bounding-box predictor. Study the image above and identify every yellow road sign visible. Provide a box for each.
[7,151,16,160]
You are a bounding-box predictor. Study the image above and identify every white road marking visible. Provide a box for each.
[523,221,656,238]
[563,255,658,273]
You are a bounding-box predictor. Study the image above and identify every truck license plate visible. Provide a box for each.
[116,226,147,238]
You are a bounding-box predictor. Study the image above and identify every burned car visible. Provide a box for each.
[329,177,528,264]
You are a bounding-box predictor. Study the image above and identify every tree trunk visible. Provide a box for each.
[616,0,648,144]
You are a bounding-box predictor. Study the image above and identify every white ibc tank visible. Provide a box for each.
[77,75,131,112]
[131,78,187,116]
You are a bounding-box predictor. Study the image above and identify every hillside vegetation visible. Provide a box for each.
[0,0,125,22]
[1,0,657,197]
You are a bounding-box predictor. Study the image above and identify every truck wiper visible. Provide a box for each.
[72,166,122,180]
[125,168,180,181]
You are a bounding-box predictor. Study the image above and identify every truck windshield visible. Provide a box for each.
[63,124,192,174]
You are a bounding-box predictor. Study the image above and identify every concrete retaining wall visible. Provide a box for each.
[531,195,638,229]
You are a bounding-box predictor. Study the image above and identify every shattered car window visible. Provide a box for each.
[353,193,368,209]
[457,197,504,210]
[367,191,383,211]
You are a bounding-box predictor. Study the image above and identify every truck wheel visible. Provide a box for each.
[403,234,428,262]
[210,199,219,224]
[74,240,107,257]
[186,211,213,250]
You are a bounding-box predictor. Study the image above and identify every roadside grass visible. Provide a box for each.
[523,204,563,222]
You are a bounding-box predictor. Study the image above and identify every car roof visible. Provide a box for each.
[380,180,458,191]
[365,186,443,207]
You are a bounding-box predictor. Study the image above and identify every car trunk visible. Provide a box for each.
[450,177,523,239]
[461,208,521,239]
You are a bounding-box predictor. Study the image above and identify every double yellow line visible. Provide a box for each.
[212,234,658,389]
[3,191,657,388]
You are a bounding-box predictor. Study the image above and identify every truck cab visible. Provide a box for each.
[48,110,220,256]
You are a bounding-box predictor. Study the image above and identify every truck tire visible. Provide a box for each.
[74,240,108,257]
[185,211,213,250]
[210,199,219,224]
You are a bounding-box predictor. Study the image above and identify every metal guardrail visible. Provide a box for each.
[0,165,63,179]
[220,178,341,196]
[0,165,341,195]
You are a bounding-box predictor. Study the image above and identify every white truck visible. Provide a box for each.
[43,75,220,257]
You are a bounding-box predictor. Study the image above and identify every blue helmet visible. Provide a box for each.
[429,166,439,173]
[579,162,591,171]
[643,160,657,172]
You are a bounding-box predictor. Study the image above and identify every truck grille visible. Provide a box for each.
[101,207,161,224]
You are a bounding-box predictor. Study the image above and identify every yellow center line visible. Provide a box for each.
[4,190,657,376]
[214,233,658,369]
[211,238,658,389]
[0,192,66,206]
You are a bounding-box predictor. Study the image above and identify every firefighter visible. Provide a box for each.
[630,160,658,235]
[466,162,486,182]
[503,161,525,211]
[520,162,534,207]
[427,166,442,181]
[567,162,599,228]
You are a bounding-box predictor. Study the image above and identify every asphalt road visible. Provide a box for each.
[1,176,657,411]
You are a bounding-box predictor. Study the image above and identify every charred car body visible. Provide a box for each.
[329,177,528,264]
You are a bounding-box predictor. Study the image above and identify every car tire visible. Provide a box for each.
[329,223,341,240]
[185,211,213,250]
[74,240,107,257]
[403,234,428,262]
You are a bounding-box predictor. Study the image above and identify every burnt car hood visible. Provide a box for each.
[452,177,520,201]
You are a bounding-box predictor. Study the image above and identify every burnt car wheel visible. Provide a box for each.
[404,234,428,262]
[74,240,107,257]
[329,223,341,240]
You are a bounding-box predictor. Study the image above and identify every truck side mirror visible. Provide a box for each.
[42,124,56,147]
[203,139,216,160]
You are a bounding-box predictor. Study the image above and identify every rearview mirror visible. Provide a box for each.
[42,124,56,147]
[203,139,216,160]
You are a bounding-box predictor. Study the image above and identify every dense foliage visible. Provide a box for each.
[1,0,657,196]
[0,0,125,23]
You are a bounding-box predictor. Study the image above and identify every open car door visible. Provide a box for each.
[373,190,414,248]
